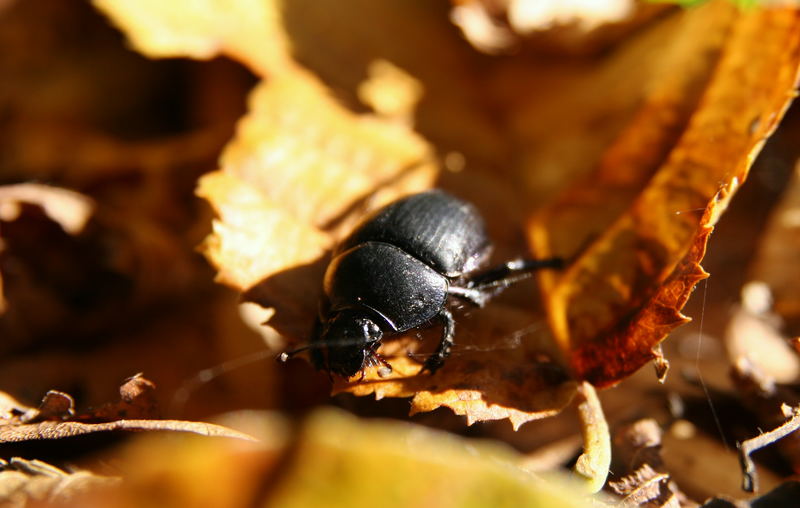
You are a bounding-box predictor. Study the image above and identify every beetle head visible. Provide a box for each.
[319,310,383,378]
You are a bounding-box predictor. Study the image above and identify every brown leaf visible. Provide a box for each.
[0,390,76,426]
[610,419,688,507]
[0,419,256,444]
[0,376,256,444]
[332,304,577,429]
[529,5,800,387]
[24,391,75,423]
[609,464,674,507]
[75,373,159,422]
[0,377,153,427]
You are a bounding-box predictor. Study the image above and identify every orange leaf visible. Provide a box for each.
[197,72,436,335]
[333,305,577,429]
[530,6,800,387]
[93,0,295,76]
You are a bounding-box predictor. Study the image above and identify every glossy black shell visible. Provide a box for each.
[334,190,491,278]
[323,190,492,333]
[324,242,448,332]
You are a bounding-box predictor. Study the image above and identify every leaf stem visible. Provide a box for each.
[574,381,611,493]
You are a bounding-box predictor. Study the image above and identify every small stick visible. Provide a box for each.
[738,404,800,493]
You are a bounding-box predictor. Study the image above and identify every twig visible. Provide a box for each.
[738,404,800,493]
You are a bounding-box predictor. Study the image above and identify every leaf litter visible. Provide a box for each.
[101,0,800,426]
[0,374,256,444]
[3,0,800,505]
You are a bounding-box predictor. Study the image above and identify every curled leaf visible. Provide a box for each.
[530,5,800,387]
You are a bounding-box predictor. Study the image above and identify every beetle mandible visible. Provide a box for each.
[280,190,561,378]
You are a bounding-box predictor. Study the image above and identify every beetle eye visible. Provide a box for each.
[359,319,381,342]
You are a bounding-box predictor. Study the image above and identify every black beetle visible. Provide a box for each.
[280,190,561,378]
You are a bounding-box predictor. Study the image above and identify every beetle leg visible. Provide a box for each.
[447,285,489,307]
[464,257,562,297]
[422,308,455,373]
[449,258,561,307]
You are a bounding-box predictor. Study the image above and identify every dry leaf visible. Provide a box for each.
[609,464,673,507]
[58,409,595,508]
[23,391,75,422]
[529,5,800,387]
[0,376,255,444]
[0,458,118,508]
[93,0,295,76]
[197,71,436,334]
[610,419,689,507]
[333,304,576,430]
[0,419,256,444]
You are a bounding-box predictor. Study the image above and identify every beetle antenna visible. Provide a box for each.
[277,344,315,362]
[278,335,381,362]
